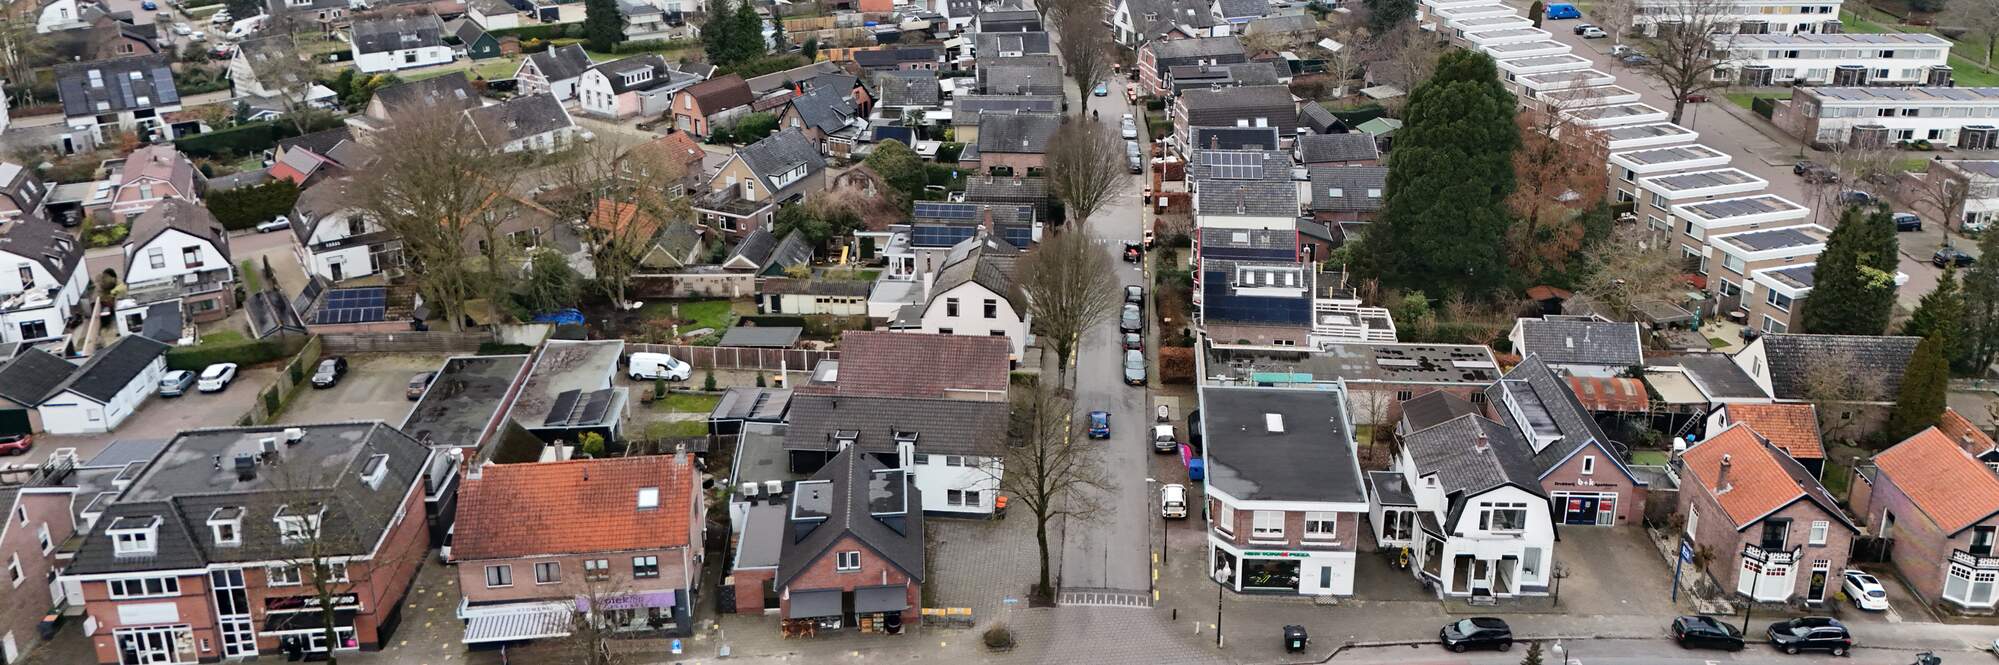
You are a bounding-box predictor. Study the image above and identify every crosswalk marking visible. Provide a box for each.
[1058,588,1154,608]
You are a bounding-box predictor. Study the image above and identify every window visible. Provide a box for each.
[983,299,997,318]
[912,453,929,465]
[633,556,659,578]
[945,456,970,467]
[318,561,349,583]
[110,517,159,556]
[1686,509,1699,538]
[1251,511,1284,539]
[836,551,862,571]
[535,561,560,584]
[1808,520,1829,546]
[1395,390,1413,401]
[211,520,238,547]
[637,487,660,510]
[1482,503,1528,531]
[1215,503,1236,535]
[484,564,513,588]
[1972,526,1997,557]
[181,246,203,268]
[946,298,960,317]
[13,264,27,286]
[1765,289,1794,311]
[107,576,180,599]
[37,524,51,554]
[268,564,302,586]
[1760,519,1789,550]
[8,554,21,587]
[584,559,610,581]
[147,247,165,269]
[1721,253,1745,274]
[947,489,983,506]
[1303,512,1337,540]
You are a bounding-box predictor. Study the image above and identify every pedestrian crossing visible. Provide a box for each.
[1058,588,1154,608]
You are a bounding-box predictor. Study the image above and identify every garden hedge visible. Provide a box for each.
[166,336,297,371]
[207,179,300,231]
[176,121,286,158]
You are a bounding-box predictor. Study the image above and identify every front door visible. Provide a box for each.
[1562,495,1600,525]
[329,260,344,282]
[1808,563,1830,604]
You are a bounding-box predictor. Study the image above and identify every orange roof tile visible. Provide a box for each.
[1720,403,1824,460]
[1874,427,1999,534]
[1683,424,1840,528]
[1565,376,1647,412]
[588,199,663,238]
[1937,407,1995,457]
[452,454,697,560]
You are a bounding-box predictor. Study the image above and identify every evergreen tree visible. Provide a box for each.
[1357,49,1518,298]
[583,0,626,53]
[1903,265,1971,374]
[703,0,736,64]
[864,139,926,204]
[1528,0,1544,27]
[733,0,768,64]
[1798,206,1899,335]
[1963,227,1999,374]
[769,11,788,51]
[1365,0,1416,33]
[802,36,819,60]
[1519,641,1545,665]
[1886,333,1950,444]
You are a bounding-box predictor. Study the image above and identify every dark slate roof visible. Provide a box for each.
[1516,316,1644,367]
[744,61,846,96]
[1483,354,1626,477]
[525,44,593,82]
[787,85,859,133]
[1191,126,1281,151]
[776,447,924,587]
[0,349,75,406]
[1402,412,1544,530]
[1126,0,1219,40]
[0,212,82,278]
[372,72,480,116]
[853,46,939,68]
[977,8,1040,30]
[1297,132,1378,163]
[464,92,572,146]
[979,64,1064,96]
[1652,353,1767,400]
[1399,390,1481,433]
[588,54,674,94]
[759,231,813,276]
[974,31,1051,56]
[351,13,446,55]
[1201,387,1365,503]
[1215,0,1268,19]
[1151,35,1246,62]
[976,113,1062,154]
[782,393,1008,457]
[1756,334,1919,402]
[1298,102,1340,134]
[1180,85,1293,128]
[453,20,490,47]
[278,126,353,158]
[1308,166,1387,213]
[56,55,177,117]
[719,326,803,348]
[1369,470,1414,506]
[963,176,1048,204]
[1247,12,1318,35]
[59,335,169,403]
[929,235,1026,314]
[138,301,182,343]
[1190,150,1296,217]
[875,71,941,108]
[736,130,826,192]
[732,227,778,266]
[128,199,229,266]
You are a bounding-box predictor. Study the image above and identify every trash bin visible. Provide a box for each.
[1284,625,1308,653]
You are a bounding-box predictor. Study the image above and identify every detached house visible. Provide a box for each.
[771,447,923,634]
[1852,424,1999,612]
[777,86,864,158]
[56,54,180,144]
[694,130,826,237]
[972,113,1061,176]
[781,393,1007,516]
[910,235,1029,361]
[1732,333,1919,441]
[1385,393,1557,600]
[514,45,594,104]
[1112,0,1220,46]
[350,14,454,73]
[464,92,577,153]
[88,144,200,223]
[1138,35,1246,96]
[1679,423,1856,605]
[578,55,699,120]
[35,334,166,434]
[120,198,233,323]
[1201,386,1367,596]
[0,175,87,345]
[671,73,754,138]
[291,178,401,283]
[1507,315,1645,377]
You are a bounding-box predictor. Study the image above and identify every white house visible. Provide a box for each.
[1384,411,1559,599]
[912,236,1030,361]
[36,0,85,33]
[1935,160,1999,232]
[121,199,234,323]
[1668,193,1811,265]
[290,178,399,283]
[350,14,454,74]
[1715,33,1952,86]
[467,0,522,30]
[54,55,180,144]
[576,55,696,120]
[36,335,168,434]
[780,392,1009,517]
[514,44,593,104]
[0,222,86,346]
[1631,0,1842,36]
[1789,86,1999,147]
[1201,386,1369,596]
[1632,167,1769,230]
[464,92,578,154]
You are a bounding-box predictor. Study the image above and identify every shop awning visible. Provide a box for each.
[262,609,358,633]
[575,590,676,612]
[1566,376,1648,412]
[787,590,842,619]
[854,586,908,613]
[461,605,573,644]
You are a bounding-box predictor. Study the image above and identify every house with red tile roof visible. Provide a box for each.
[1678,423,1856,605]
[451,454,704,644]
[669,74,754,139]
[1850,426,1999,611]
[1936,407,1997,461]
[1706,403,1825,477]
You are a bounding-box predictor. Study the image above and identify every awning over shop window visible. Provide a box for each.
[461,604,573,644]
[575,590,676,612]
[787,590,842,619]
[262,609,358,633]
[854,586,908,613]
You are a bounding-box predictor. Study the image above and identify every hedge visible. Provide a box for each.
[176,121,289,158]
[491,23,577,41]
[166,336,299,371]
[208,179,300,231]
[610,38,697,54]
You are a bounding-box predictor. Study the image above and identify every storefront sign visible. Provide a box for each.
[1242,551,1313,559]
[265,593,360,612]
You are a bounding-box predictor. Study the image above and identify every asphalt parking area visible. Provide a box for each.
[25,365,280,467]
[276,354,452,427]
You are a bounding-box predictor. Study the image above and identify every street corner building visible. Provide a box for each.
[1198,384,1368,596]
[766,446,924,637]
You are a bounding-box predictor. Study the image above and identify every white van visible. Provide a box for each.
[1160,483,1188,519]
[226,15,267,40]
[628,352,692,381]
[1152,424,1177,453]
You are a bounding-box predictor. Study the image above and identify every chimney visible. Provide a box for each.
[1475,431,1489,452]
[1210,134,1219,149]
[1717,454,1733,494]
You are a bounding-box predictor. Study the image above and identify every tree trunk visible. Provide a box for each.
[1669,98,1688,126]
[1035,513,1053,601]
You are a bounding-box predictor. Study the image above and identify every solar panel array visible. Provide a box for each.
[1000,224,1033,248]
[910,224,979,248]
[913,201,979,221]
[1207,151,1266,180]
[1201,272,1311,324]
[543,389,617,428]
[312,287,387,325]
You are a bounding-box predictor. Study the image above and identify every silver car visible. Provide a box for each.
[1123,349,1146,385]
[1120,303,1142,332]
[1121,116,1138,140]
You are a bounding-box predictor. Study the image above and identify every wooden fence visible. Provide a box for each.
[626,343,838,371]
[321,331,493,355]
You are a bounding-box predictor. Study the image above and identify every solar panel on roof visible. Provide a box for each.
[1001,225,1033,248]
[910,224,978,247]
[913,201,978,221]
[312,287,388,325]
[577,390,614,425]
[543,389,582,427]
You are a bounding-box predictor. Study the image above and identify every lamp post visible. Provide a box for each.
[1213,564,1230,648]
[1742,551,1766,633]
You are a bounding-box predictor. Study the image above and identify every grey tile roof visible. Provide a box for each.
[731,227,778,266]
[977,8,1040,30]
[1179,85,1293,128]
[782,393,1008,457]
[737,130,826,193]
[1307,166,1387,212]
[1756,333,1919,402]
[776,447,924,587]
[1399,390,1481,432]
[1126,0,1220,41]
[1483,354,1622,476]
[929,235,1026,314]
[1191,126,1281,151]
[588,54,674,94]
[1297,133,1378,163]
[976,113,1062,154]
[1246,12,1317,34]
[974,31,1051,56]
[524,44,593,82]
[0,210,82,279]
[745,61,847,96]
[963,176,1048,205]
[760,230,813,276]
[0,349,75,406]
[351,13,446,55]
[1149,35,1249,64]
[1215,0,1268,19]
[874,71,941,108]
[372,72,481,116]
[979,64,1064,95]
[139,301,182,343]
[1190,149,1296,217]
[1516,317,1644,367]
[278,126,353,158]
[58,335,168,403]
[56,55,178,118]
[129,199,229,267]
[1298,103,1339,134]
[1401,413,1543,504]
[464,92,572,147]
[1200,386,1365,503]
[786,85,859,134]
[1651,353,1767,400]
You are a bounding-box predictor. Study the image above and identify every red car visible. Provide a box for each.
[0,434,31,456]
[1683,93,1711,103]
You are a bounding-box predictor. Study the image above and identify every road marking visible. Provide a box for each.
[1057,588,1154,608]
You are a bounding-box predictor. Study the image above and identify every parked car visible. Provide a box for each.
[1127,141,1142,174]
[1842,570,1890,611]
[310,356,349,388]
[1611,44,1637,57]
[158,370,196,397]
[1093,81,1109,96]
[1580,26,1607,38]
[197,363,238,392]
[1620,53,1651,65]
[1838,190,1877,206]
[1893,212,1923,232]
[1671,615,1744,651]
[1683,93,1710,103]
[1765,617,1851,656]
[1123,241,1143,263]
[1120,304,1143,332]
[1438,617,1513,652]
[1123,349,1146,386]
[140,0,156,9]
[1934,246,1977,268]
[1122,332,1143,350]
[1572,22,1596,35]
[256,215,292,233]
[208,44,235,58]
[171,22,192,35]
[1545,2,1581,19]
[1121,115,1137,140]
[406,371,437,400]
[1159,483,1188,518]
[1126,285,1144,304]
[1088,411,1111,439]
[1151,424,1176,452]
[628,352,692,381]
[0,434,31,456]
[1793,161,1838,184]
[188,30,205,42]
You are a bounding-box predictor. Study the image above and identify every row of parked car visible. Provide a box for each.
[1438,614,1860,656]
[156,357,357,398]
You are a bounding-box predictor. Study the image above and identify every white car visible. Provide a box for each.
[1842,570,1889,611]
[197,363,238,393]
[1580,26,1607,38]
[209,11,231,25]
[1120,117,1137,140]
[171,22,192,35]
[255,215,291,233]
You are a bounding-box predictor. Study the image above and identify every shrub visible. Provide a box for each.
[175,121,285,158]
[490,23,574,41]
[702,371,717,391]
[208,179,300,231]
[166,336,296,371]
[982,625,1014,650]
[1159,347,1196,384]
[610,38,695,54]
[477,342,534,355]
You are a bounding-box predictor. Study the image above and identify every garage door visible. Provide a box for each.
[0,410,27,436]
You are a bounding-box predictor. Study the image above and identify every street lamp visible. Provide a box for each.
[1741,553,1767,633]
[1212,564,1230,648]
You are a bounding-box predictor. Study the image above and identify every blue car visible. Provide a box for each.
[1087,411,1111,439]
[1092,81,1109,97]
[1544,2,1580,19]
[140,0,157,9]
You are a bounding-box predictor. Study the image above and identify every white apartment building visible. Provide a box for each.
[1484,40,1573,63]
[1715,33,1953,86]
[1563,102,1671,129]
[1790,86,1999,147]
[1634,167,1770,229]
[1512,69,1615,100]
[1933,160,1999,231]
[1419,0,1504,26]
[1668,193,1811,267]
[1705,224,1829,307]
[1632,0,1841,36]
[1497,54,1594,82]
[1533,84,1641,113]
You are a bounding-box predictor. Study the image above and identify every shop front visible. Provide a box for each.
[780,586,912,637]
[1210,543,1356,596]
[578,589,687,636]
[113,625,194,665]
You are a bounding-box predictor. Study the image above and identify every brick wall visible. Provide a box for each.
[778,534,919,625]
[1206,323,1309,348]
[733,568,774,614]
[1870,468,1999,608]
[1679,481,1853,602]
[86,575,218,664]
[1,493,75,659]
[1205,499,1361,552]
[980,153,1046,177]
[1541,440,1647,526]
[457,547,692,605]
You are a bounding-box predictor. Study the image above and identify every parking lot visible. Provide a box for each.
[276,354,452,427]
[24,365,279,467]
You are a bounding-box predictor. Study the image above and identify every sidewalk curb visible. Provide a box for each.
[1310,634,1633,664]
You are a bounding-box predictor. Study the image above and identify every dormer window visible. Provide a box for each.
[360,454,389,489]
[207,507,243,547]
[274,503,326,545]
[108,515,161,557]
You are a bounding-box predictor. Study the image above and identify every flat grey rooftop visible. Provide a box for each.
[1205,343,1500,385]
[1616,144,1725,166]
[1649,353,1767,399]
[1569,103,1665,120]
[512,340,623,430]
[1713,225,1828,252]
[401,355,529,449]
[1759,263,1818,290]
[1201,387,1365,504]
[1603,123,1695,140]
[1468,28,1543,39]
[1540,85,1633,103]
[1646,168,1763,192]
[1806,87,1999,103]
[1516,69,1613,86]
[1679,195,1806,221]
[1487,40,1569,54]
[123,423,381,502]
[732,421,810,490]
[1457,15,1531,28]
[1499,54,1590,69]
[1949,161,1999,179]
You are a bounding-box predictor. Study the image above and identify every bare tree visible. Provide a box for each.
[1046,120,1127,226]
[1316,22,1369,97]
[1594,0,1639,48]
[0,17,48,101]
[1507,96,1610,283]
[241,31,334,135]
[1052,2,1114,119]
[540,137,691,307]
[1829,139,1901,191]
[1019,228,1122,384]
[1797,350,1883,442]
[1629,0,1742,125]
[1946,1,1999,67]
[1574,223,1686,321]
[1918,164,1972,235]
[1364,23,1445,104]
[997,377,1114,603]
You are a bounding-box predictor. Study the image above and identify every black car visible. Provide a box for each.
[1838,190,1877,207]
[1934,246,1977,268]
[1893,212,1923,232]
[310,356,350,388]
[1439,617,1513,652]
[1672,615,1744,651]
[1766,617,1851,656]
[1794,161,1839,184]
[1571,22,1595,35]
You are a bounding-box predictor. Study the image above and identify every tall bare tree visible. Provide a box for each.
[0,17,48,99]
[1316,22,1369,97]
[1946,1,1999,67]
[1052,2,1114,119]
[1798,350,1883,442]
[540,137,691,308]
[1574,223,1685,320]
[1594,0,1639,47]
[997,377,1114,603]
[1629,0,1742,125]
[1046,120,1127,226]
[1364,23,1445,105]
[241,32,334,135]
[1918,164,1972,235]
[1019,228,1122,383]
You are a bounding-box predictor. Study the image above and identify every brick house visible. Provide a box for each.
[1850,424,1999,612]
[771,447,922,635]
[452,454,703,644]
[1732,333,1919,442]
[1678,423,1856,605]
[973,113,1062,176]
[1705,402,1826,477]
[62,423,433,663]
[670,74,754,139]
[1200,386,1367,595]
[692,130,827,238]
[1136,36,1246,97]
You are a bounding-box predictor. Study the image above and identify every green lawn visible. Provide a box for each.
[1707,337,1731,349]
[1841,9,1999,86]
[638,299,736,334]
[645,419,708,439]
[1822,457,1852,500]
[1723,91,1784,111]
[653,392,722,414]
[1896,157,1935,173]
[201,330,246,345]
[1629,450,1671,466]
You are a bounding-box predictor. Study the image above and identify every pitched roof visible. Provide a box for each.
[1307,166,1387,213]
[874,71,940,108]
[1683,423,1853,530]
[60,335,169,403]
[1719,403,1824,460]
[372,72,481,116]
[1874,426,1999,535]
[278,126,355,158]
[928,235,1026,314]
[979,64,1064,95]
[587,54,675,94]
[0,210,82,279]
[630,131,707,175]
[786,85,860,133]
[1399,390,1481,432]
[744,61,846,95]
[760,230,813,276]
[139,301,183,343]
[782,393,1008,457]
[1124,0,1219,41]
[1191,126,1282,151]
[731,227,778,267]
[681,73,755,114]
[1401,413,1544,532]
[1938,407,1996,457]
[1298,103,1339,133]
[128,198,229,267]
[55,54,178,117]
[463,92,573,146]
[1215,0,1269,19]
[963,175,1048,203]
[974,31,1051,55]
[1296,132,1378,163]
[1150,35,1246,61]
[453,454,698,560]
[0,349,75,406]
[830,331,1010,399]
[1179,85,1293,127]
[1515,316,1645,367]
[1754,333,1919,402]
[736,130,826,192]
[776,447,924,587]
[976,113,1062,154]
[1484,354,1625,476]
[351,13,446,55]
[524,44,594,82]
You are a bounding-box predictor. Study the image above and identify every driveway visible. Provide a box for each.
[1550,526,1679,618]
[25,366,279,466]
[275,354,452,427]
